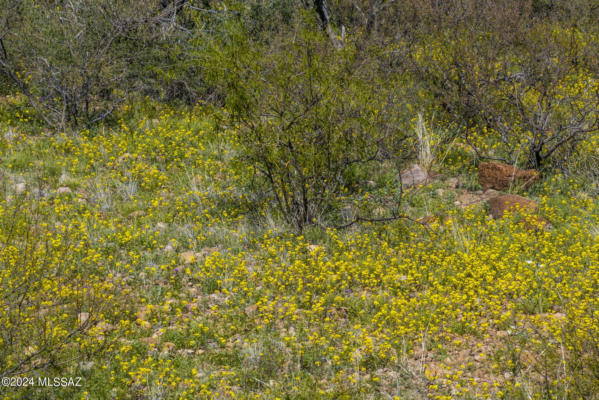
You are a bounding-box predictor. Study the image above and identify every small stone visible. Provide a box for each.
[156,222,168,231]
[475,190,483,195]
[136,308,146,321]
[244,304,258,315]
[57,187,72,195]
[435,188,444,197]
[140,337,158,345]
[164,244,175,253]
[400,164,429,188]
[15,182,26,195]
[446,177,459,189]
[162,342,176,352]
[457,192,484,207]
[59,173,70,185]
[78,312,90,324]
[34,188,48,199]
[186,302,198,313]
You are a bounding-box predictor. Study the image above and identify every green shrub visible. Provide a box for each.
[0,0,186,129]
[402,1,599,170]
[205,21,411,230]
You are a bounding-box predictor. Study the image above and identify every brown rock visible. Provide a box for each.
[56,187,73,195]
[186,302,198,313]
[478,162,539,190]
[162,342,176,352]
[537,312,566,319]
[482,189,499,198]
[15,182,26,195]
[457,192,484,207]
[244,304,258,315]
[446,177,459,189]
[140,337,158,345]
[487,194,538,219]
[201,246,221,257]
[400,164,429,188]
[78,312,90,324]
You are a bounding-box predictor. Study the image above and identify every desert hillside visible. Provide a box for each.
[1,1,599,399]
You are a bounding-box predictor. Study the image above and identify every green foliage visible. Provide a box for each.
[0,0,186,128]
[205,22,410,230]
[404,4,599,169]
[0,193,128,381]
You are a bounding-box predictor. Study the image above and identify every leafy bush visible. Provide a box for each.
[206,22,410,230]
[0,0,185,129]
[403,1,599,170]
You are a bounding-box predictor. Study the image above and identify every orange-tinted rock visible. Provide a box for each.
[487,194,538,219]
[478,162,539,190]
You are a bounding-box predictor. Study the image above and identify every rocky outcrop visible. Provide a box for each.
[478,162,539,190]
[487,194,539,219]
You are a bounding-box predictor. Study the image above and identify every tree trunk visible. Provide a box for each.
[313,0,343,49]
